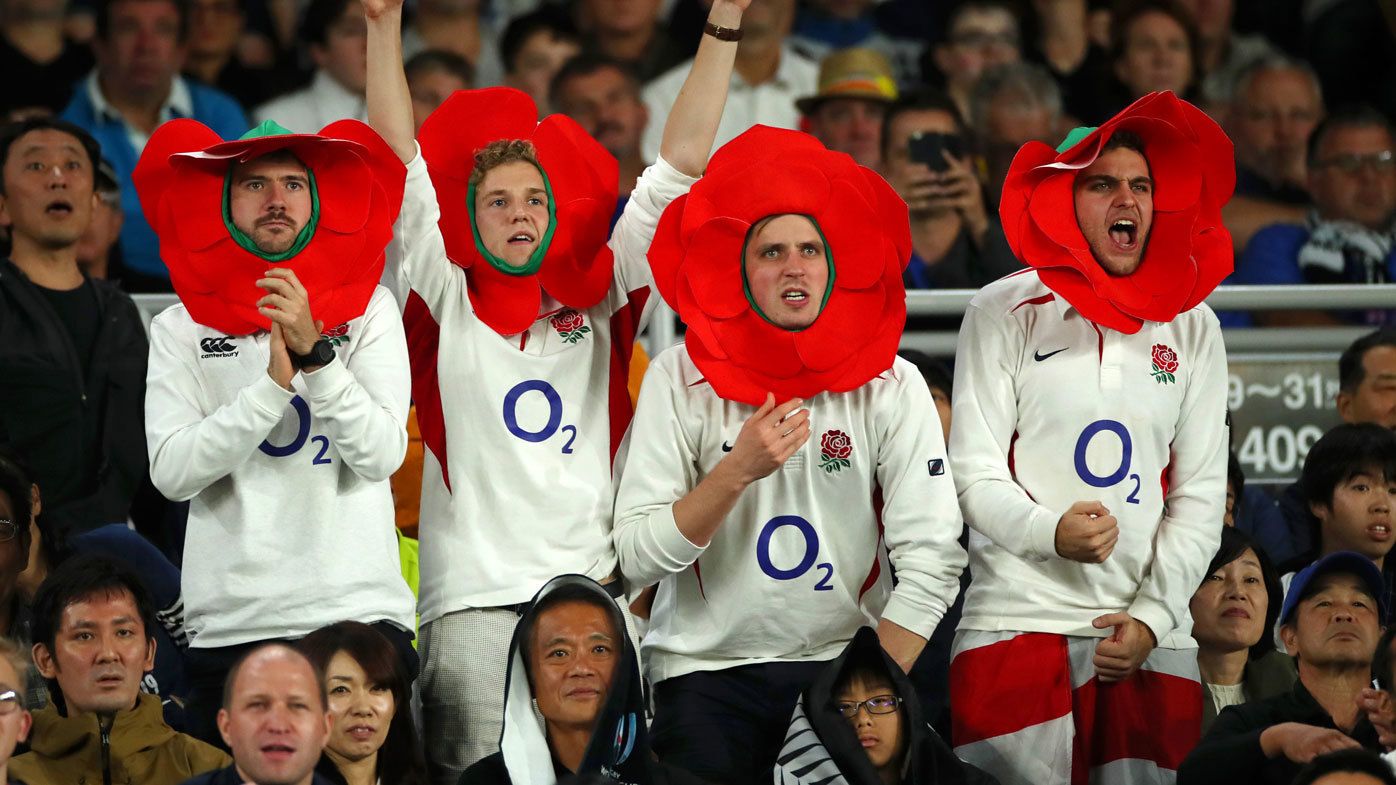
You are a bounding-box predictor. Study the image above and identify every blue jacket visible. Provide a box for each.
[61,77,247,282]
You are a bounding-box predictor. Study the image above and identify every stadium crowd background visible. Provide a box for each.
[4,0,1396,783]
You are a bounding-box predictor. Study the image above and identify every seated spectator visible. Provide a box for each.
[1220,56,1324,253]
[897,349,953,443]
[73,156,122,281]
[1266,332,1396,567]
[575,0,684,83]
[401,0,503,88]
[1191,527,1295,732]
[458,575,703,785]
[1338,330,1396,430]
[881,90,1020,290]
[773,626,993,785]
[499,6,581,113]
[0,117,149,537]
[788,0,924,87]
[551,54,650,198]
[0,639,32,785]
[298,621,426,785]
[1107,0,1199,114]
[182,643,333,785]
[968,62,1062,207]
[60,0,247,292]
[795,47,898,171]
[1178,552,1385,785]
[1231,107,1396,328]
[0,0,93,117]
[1282,424,1396,619]
[14,554,229,785]
[641,0,817,162]
[254,0,367,131]
[1175,0,1275,109]
[405,50,473,135]
[926,1,1021,124]
[1296,750,1396,785]
[8,456,192,728]
[182,0,283,111]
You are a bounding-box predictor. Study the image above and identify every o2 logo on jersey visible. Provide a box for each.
[258,395,333,465]
[1073,419,1140,504]
[756,516,834,591]
[502,380,578,454]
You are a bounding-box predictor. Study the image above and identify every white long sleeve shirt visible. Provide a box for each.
[385,149,696,622]
[145,286,416,648]
[950,271,1228,646]
[613,347,967,683]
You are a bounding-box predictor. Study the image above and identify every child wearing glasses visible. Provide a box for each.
[774,627,993,785]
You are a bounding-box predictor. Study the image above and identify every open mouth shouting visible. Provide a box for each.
[507,229,536,246]
[1108,217,1138,253]
[44,198,74,218]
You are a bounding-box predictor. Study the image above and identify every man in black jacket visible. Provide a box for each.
[0,116,148,538]
[1179,552,1387,785]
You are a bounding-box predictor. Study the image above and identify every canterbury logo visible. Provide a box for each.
[199,336,238,357]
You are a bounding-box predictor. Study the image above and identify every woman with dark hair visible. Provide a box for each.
[1190,526,1295,731]
[301,621,428,785]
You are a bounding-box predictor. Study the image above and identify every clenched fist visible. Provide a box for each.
[1055,500,1118,563]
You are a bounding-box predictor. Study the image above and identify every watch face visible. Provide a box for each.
[313,340,336,365]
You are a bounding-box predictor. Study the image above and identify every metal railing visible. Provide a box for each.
[132,282,1396,356]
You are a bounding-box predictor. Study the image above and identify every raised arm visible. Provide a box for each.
[363,0,414,165]
[658,0,748,176]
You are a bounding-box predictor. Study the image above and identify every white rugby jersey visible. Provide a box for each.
[613,346,967,683]
[385,149,697,622]
[145,286,417,648]
[950,271,1227,646]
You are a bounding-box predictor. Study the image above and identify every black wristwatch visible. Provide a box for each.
[291,338,336,369]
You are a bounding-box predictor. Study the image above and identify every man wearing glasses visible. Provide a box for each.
[1230,105,1396,327]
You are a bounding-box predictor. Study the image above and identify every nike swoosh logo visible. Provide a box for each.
[721,441,734,452]
[1034,347,1068,362]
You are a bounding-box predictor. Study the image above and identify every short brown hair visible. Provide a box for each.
[469,139,542,190]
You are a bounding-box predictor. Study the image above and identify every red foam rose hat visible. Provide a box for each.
[999,91,1235,333]
[648,125,911,406]
[417,88,619,336]
[133,119,405,336]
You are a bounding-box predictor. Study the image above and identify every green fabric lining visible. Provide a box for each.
[1056,126,1097,154]
[220,120,320,262]
[465,161,558,276]
[739,215,836,332]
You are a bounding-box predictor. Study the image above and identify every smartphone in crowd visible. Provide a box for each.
[908,131,965,173]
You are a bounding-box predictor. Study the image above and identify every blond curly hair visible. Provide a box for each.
[469,139,542,190]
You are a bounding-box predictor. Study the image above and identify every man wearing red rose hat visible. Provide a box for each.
[362,0,747,779]
[947,91,1234,784]
[136,118,417,745]
[612,124,967,785]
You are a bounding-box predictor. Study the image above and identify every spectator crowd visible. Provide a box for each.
[1,0,1396,784]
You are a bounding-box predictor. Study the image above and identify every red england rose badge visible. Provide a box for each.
[1151,343,1179,384]
[550,308,591,343]
[322,322,351,346]
[819,429,853,474]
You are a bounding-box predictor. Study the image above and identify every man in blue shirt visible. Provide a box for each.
[1229,106,1396,327]
[62,0,246,292]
